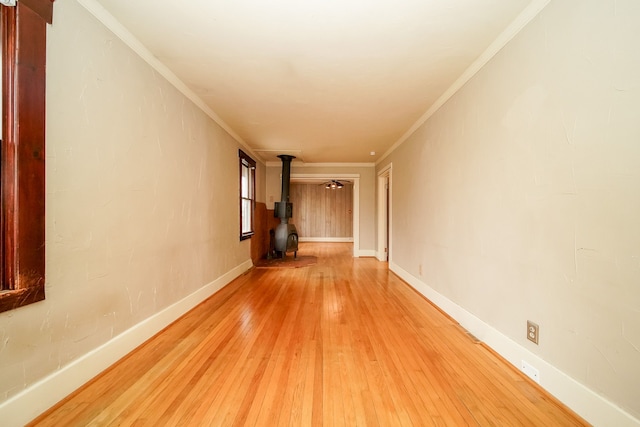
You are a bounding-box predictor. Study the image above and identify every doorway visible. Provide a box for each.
[290,173,360,257]
[377,164,392,262]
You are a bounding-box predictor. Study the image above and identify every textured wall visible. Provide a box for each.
[379,0,640,419]
[0,0,253,403]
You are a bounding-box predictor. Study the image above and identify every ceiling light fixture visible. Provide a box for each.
[325,180,344,190]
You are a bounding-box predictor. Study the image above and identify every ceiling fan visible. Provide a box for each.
[322,180,347,189]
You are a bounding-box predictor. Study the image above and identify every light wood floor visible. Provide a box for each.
[31,243,587,426]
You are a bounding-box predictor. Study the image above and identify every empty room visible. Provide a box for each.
[0,0,638,425]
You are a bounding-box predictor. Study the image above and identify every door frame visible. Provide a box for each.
[377,164,392,262]
[290,173,360,257]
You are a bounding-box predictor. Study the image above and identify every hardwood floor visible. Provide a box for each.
[31,243,587,426]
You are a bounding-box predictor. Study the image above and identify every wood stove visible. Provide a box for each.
[274,155,298,258]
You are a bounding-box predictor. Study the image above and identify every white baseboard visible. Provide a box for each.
[356,249,377,258]
[297,238,376,258]
[390,261,640,427]
[0,259,254,427]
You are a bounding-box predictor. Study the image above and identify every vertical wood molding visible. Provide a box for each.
[20,0,54,23]
[251,202,269,263]
[0,1,49,312]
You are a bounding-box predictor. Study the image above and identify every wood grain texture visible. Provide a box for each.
[290,184,353,239]
[30,243,587,426]
[1,1,48,312]
[251,202,270,263]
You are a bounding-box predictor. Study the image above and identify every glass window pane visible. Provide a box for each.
[241,164,249,197]
[241,199,252,233]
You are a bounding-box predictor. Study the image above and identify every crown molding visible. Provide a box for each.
[377,0,552,166]
[76,0,262,161]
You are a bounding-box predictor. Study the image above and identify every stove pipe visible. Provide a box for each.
[275,155,294,219]
[279,155,294,203]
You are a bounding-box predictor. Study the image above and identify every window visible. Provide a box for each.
[0,0,52,313]
[239,150,256,240]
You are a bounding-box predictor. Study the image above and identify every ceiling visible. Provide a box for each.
[90,0,536,164]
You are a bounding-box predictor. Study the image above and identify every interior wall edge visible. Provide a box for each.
[0,258,254,427]
[389,261,640,427]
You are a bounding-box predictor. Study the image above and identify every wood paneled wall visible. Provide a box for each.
[250,202,268,264]
[289,183,353,239]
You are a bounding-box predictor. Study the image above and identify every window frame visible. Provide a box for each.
[239,149,256,241]
[0,0,52,313]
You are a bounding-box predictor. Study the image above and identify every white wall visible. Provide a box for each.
[0,1,255,423]
[379,0,640,424]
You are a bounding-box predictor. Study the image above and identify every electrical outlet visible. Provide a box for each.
[521,360,540,383]
[527,320,539,344]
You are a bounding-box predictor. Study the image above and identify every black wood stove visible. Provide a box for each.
[274,155,298,258]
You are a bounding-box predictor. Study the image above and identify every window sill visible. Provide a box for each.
[0,285,45,313]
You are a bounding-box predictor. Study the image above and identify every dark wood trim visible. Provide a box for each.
[0,286,46,310]
[251,202,275,263]
[0,1,52,313]
[2,4,18,293]
[21,0,54,24]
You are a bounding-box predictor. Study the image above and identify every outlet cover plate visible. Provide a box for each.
[521,360,540,383]
[527,320,539,344]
